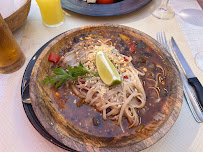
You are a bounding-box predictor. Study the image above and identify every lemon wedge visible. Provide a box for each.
[96,51,121,86]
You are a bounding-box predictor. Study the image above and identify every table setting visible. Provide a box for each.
[0,0,203,152]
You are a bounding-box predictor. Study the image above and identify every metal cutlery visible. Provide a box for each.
[157,32,203,122]
[171,37,203,107]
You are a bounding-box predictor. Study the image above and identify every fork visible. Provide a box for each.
[156,32,203,122]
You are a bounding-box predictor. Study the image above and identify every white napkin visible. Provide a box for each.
[170,0,203,56]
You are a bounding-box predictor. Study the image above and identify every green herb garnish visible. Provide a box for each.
[42,62,98,89]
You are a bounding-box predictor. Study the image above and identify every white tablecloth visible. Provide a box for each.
[0,0,203,152]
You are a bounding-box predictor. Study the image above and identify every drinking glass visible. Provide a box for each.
[0,14,25,74]
[195,51,203,71]
[151,0,175,20]
[36,0,65,27]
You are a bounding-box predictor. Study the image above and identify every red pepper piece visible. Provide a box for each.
[48,53,61,63]
[146,47,151,52]
[130,43,136,53]
[124,57,128,61]
[97,0,114,4]
[80,80,86,84]
[124,75,128,79]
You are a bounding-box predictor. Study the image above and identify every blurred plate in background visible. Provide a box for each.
[61,0,152,16]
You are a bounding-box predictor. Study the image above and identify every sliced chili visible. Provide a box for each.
[124,57,128,61]
[124,75,128,79]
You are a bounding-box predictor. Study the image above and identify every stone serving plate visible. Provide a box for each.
[29,24,183,152]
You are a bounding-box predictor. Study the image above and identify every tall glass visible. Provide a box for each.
[36,0,65,27]
[151,0,175,20]
[0,14,25,74]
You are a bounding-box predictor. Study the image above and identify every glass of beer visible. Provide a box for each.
[36,0,65,27]
[0,14,25,74]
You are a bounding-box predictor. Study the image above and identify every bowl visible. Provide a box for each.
[61,0,152,16]
[4,0,31,32]
[30,24,183,152]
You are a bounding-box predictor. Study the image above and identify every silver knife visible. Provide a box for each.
[168,38,203,122]
[171,37,203,110]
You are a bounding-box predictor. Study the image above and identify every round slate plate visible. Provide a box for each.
[29,24,183,152]
[61,0,152,16]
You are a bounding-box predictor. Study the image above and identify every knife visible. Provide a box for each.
[171,37,203,109]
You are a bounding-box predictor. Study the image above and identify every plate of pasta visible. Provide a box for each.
[29,24,183,152]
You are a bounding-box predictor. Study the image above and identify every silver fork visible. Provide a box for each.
[157,32,203,122]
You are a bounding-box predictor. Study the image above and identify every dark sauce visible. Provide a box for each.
[51,30,169,138]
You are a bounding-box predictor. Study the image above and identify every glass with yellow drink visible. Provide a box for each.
[0,14,25,74]
[36,0,65,27]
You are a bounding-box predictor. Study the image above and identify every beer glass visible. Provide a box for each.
[0,14,25,74]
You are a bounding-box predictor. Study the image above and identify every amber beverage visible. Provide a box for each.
[0,14,25,74]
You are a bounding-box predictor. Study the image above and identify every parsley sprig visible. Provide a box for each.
[42,62,98,89]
